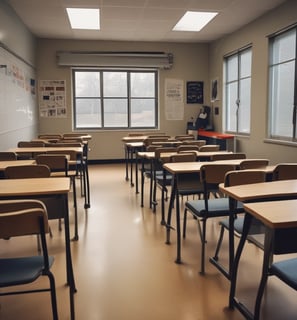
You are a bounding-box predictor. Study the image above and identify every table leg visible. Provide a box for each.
[165,176,176,245]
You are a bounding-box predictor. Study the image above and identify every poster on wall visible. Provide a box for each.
[39,80,67,117]
[186,81,204,104]
[211,78,219,102]
[165,78,184,120]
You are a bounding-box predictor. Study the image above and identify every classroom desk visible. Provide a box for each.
[0,177,76,320]
[163,162,277,265]
[217,180,297,291]
[230,199,297,320]
[0,159,35,171]
[8,146,90,209]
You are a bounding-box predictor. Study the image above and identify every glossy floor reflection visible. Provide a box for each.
[1,163,297,320]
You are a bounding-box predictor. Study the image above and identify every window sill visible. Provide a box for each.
[264,138,297,147]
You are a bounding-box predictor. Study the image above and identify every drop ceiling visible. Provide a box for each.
[6,0,287,43]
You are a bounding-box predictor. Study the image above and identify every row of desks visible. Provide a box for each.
[129,149,297,319]
[1,139,92,320]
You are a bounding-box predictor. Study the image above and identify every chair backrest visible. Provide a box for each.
[0,200,49,239]
[211,153,246,161]
[224,170,267,187]
[0,152,17,161]
[239,159,269,170]
[199,144,220,152]
[177,145,200,152]
[46,150,77,161]
[272,163,297,180]
[170,152,196,163]
[17,141,45,147]
[183,140,206,147]
[143,137,170,148]
[4,164,51,179]
[38,134,62,139]
[36,154,68,175]
[175,134,195,141]
[200,164,236,192]
[154,147,177,165]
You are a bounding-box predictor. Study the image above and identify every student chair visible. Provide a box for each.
[183,164,237,274]
[0,151,17,161]
[210,170,267,278]
[0,199,58,320]
[272,163,297,180]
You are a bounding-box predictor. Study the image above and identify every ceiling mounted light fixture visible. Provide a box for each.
[173,11,218,32]
[66,8,100,30]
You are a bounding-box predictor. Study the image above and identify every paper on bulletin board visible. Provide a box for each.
[165,78,184,120]
[39,80,67,118]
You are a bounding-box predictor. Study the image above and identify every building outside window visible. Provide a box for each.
[224,46,252,135]
[268,27,297,141]
[73,69,158,129]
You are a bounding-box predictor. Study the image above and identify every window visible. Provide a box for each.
[268,27,297,141]
[224,47,252,134]
[73,69,158,129]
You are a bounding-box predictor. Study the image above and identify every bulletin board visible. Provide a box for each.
[0,45,37,135]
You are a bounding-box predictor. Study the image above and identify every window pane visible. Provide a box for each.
[271,29,296,64]
[103,72,127,97]
[75,72,100,97]
[238,78,251,133]
[225,82,238,132]
[131,99,155,127]
[226,55,238,82]
[269,61,295,138]
[131,73,155,97]
[240,50,252,78]
[103,99,128,127]
[75,99,101,128]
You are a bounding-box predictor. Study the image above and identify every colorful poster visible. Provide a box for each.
[39,80,66,117]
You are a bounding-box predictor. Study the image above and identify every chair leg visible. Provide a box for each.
[183,208,188,238]
[47,271,59,320]
[213,223,225,261]
[200,219,207,275]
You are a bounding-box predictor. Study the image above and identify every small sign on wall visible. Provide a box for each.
[186,81,204,104]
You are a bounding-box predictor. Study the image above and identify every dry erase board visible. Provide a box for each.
[0,46,37,135]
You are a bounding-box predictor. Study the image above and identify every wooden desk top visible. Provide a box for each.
[163,161,205,174]
[0,160,35,171]
[220,179,297,202]
[244,200,297,229]
[122,136,148,143]
[8,146,83,154]
[0,177,71,196]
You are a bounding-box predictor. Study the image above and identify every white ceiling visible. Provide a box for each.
[7,0,287,43]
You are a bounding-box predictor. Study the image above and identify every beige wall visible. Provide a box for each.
[209,0,297,163]
[36,39,209,160]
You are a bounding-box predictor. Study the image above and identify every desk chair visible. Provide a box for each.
[0,199,58,320]
[211,153,246,161]
[199,144,220,152]
[177,145,200,153]
[183,140,206,147]
[183,164,236,274]
[210,170,267,278]
[239,159,269,169]
[175,134,195,141]
[17,141,46,159]
[272,163,297,180]
[4,164,53,249]
[36,154,79,240]
[151,147,176,215]
[0,151,17,161]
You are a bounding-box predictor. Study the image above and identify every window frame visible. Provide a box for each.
[268,26,297,142]
[223,46,252,135]
[72,68,159,130]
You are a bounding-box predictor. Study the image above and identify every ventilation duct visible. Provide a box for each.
[56,51,173,69]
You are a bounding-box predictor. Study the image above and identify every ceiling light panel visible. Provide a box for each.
[173,11,218,32]
[66,8,100,30]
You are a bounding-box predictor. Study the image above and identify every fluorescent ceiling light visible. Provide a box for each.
[173,11,218,32]
[66,8,100,30]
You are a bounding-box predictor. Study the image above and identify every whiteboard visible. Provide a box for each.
[0,46,37,135]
